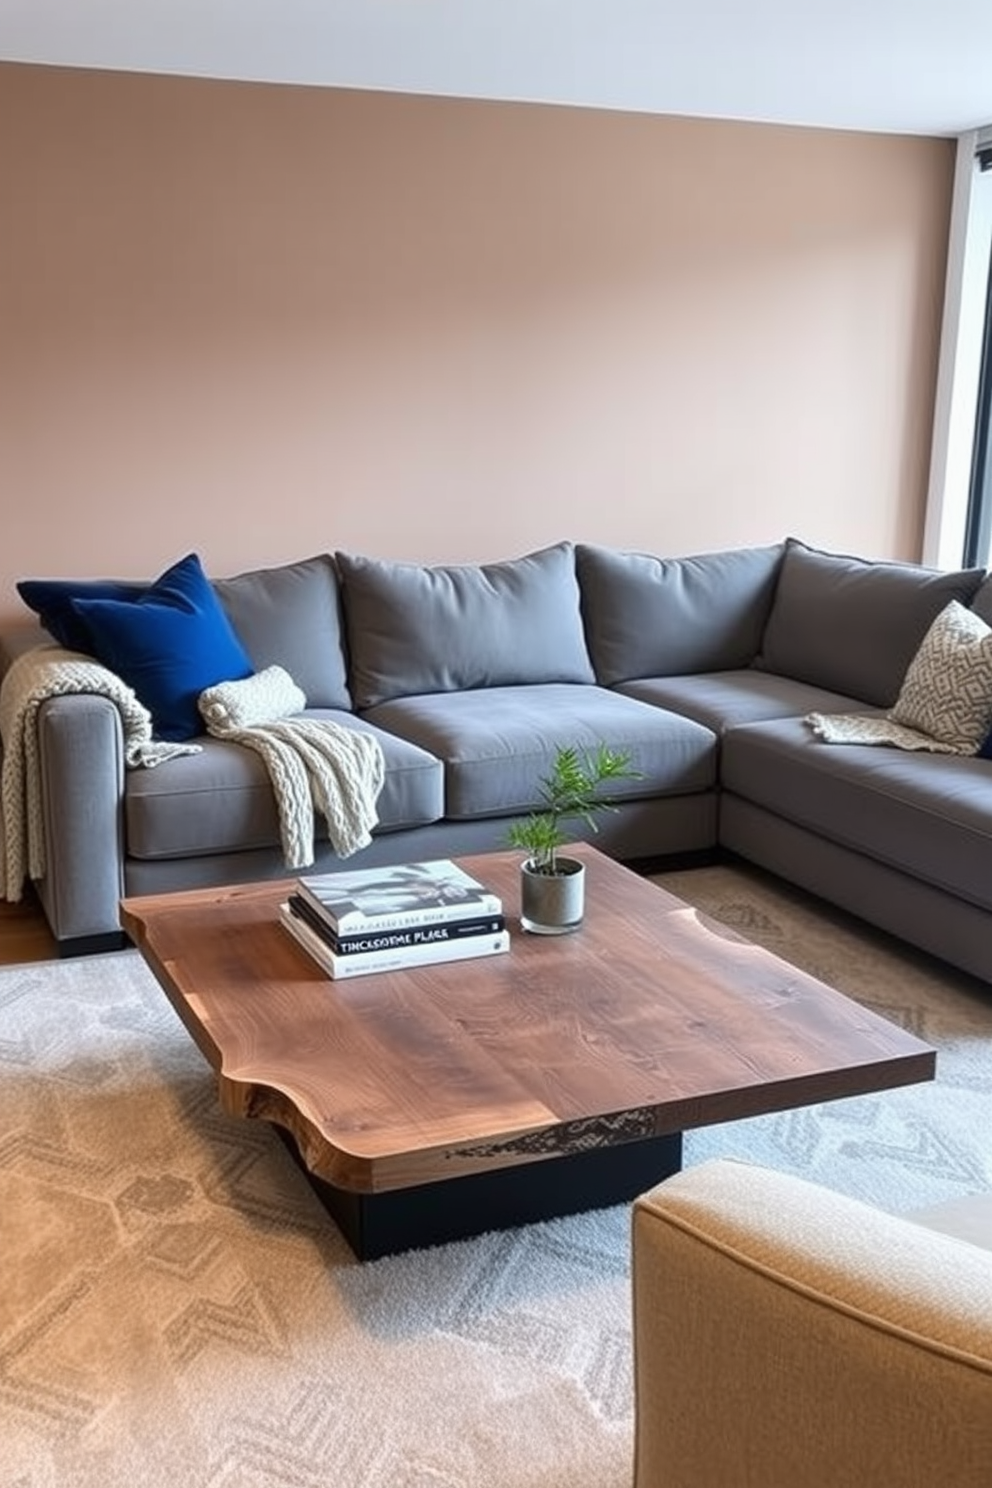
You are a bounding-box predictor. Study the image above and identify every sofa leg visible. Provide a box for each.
[627,846,723,875]
[57,930,130,958]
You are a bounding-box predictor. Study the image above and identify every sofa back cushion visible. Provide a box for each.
[969,573,992,627]
[755,538,986,707]
[336,542,595,709]
[212,554,351,711]
[576,542,784,685]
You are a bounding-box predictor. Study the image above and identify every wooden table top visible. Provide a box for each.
[120,845,936,1194]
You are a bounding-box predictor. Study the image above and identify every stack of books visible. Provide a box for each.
[279,858,508,979]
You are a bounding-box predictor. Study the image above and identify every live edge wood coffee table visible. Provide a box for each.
[120,845,936,1261]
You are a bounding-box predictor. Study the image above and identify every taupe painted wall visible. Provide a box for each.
[0,62,954,620]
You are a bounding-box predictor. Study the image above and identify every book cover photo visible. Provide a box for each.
[298,858,502,931]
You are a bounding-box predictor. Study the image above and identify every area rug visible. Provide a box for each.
[3,862,991,1487]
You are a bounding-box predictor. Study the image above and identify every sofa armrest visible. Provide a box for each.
[632,1159,992,1488]
[32,693,128,952]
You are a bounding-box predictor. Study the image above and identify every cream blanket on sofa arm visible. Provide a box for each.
[197,666,385,869]
[0,647,201,902]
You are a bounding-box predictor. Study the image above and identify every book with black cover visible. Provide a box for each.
[279,901,511,980]
[286,893,505,955]
[296,858,502,933]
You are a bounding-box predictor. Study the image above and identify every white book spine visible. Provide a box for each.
[280,904,510,979]
[299,887,504,935]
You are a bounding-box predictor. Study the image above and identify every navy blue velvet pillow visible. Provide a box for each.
[70,553,254,741]
[17,576,145,652]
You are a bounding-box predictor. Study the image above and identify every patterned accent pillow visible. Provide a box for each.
[889,601,992,753]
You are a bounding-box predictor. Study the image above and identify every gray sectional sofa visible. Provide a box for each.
[3,536,992,984]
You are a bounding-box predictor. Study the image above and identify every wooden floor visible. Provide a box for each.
[0,889,58,964]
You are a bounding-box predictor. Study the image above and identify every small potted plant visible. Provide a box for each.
[507,743,640,933]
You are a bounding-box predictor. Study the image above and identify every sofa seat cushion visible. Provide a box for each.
[125,712,443,861]
[722,715,992,913]
[616,671,870,735]
[360,684,717,820]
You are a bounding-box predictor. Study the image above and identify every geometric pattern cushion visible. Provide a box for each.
[889,600,992,753]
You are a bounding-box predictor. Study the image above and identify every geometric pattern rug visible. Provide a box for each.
[3,861,991,1487]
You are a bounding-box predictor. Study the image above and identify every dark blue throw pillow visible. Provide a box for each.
[979,730,992,760]
[17,576,145,652]
[69,553,254,741]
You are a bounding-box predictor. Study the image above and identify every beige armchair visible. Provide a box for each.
[631,1159,992,1488]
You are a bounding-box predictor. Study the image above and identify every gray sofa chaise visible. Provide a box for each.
[2,536,992,984]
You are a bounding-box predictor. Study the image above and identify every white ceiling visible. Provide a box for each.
[2,0,992,139]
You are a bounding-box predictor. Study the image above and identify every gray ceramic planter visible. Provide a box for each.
[519,856,586,935]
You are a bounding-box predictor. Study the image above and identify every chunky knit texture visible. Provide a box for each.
[805,712,966,754]
[0,647,200,900]
[199,672,384,867]
[198,665,307,732]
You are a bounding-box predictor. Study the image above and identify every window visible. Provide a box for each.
[924,128,992,569]
[963,219,992,565]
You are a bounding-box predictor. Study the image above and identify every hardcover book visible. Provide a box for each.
[296,858,502,932]
[279,901,511,980]
[286,893,505,956]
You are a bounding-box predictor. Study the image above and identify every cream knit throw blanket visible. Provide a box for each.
[806,712,968,754]
[198,667,384,868]
[0,647,200,902]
